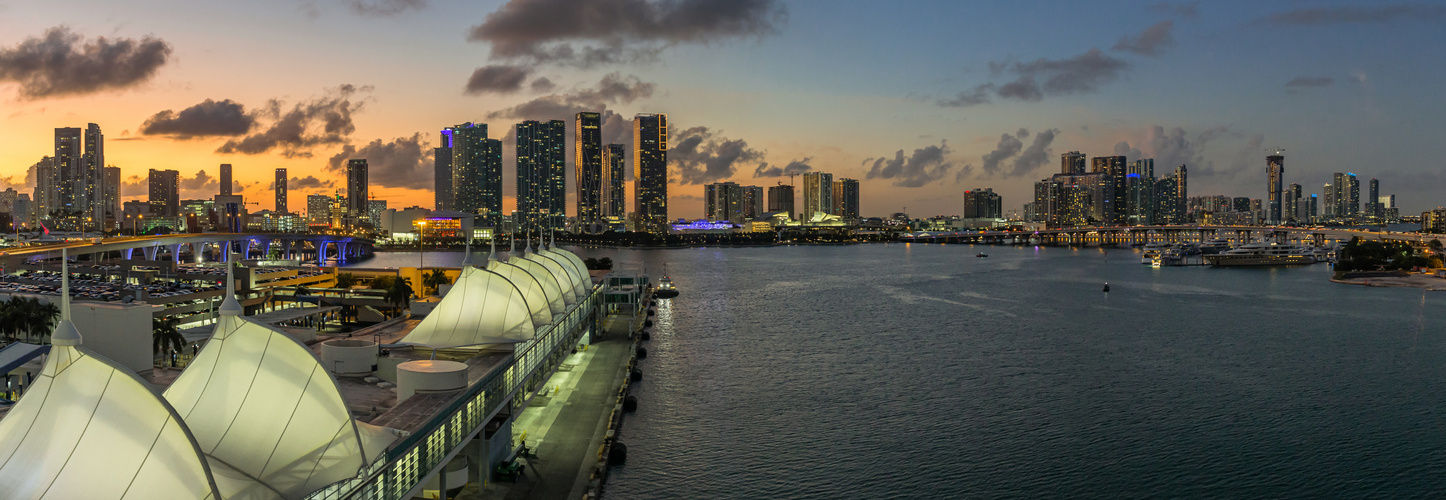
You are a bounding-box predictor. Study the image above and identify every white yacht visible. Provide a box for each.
[1199,238,1232,255]
[1141,242,1173,264]
[1204,243,1319,267]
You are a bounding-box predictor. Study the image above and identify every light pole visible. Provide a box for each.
[417,221,426,270]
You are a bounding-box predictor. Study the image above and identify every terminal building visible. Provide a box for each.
[0,241,603,499]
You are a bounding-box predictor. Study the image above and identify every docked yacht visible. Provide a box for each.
[1204,243,1319,267]
[1141,242,1173,264]
[1198,238,1232,255]
[654,276,679,298]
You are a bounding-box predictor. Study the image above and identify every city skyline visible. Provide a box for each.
[1,2,1444,218]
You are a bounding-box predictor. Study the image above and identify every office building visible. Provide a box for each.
[801,172,834,220]
[1125,172,1153,225]
[346,159,368,222]
[1348,174,1360,217]
[275,168,288,213]
[148,169,180,217]
[1061,151,1086,175]
[1367,178,1380,218]
[602,144,626,218]
[79,124,105,230]
[963,188,1002,219]
[575,112,603,225]
[1308,194,1318,221]
[517,120,566,231]
[1287,183,1301,222]
[435,130,453,211]
[307,194,332,224]
[53,127,83,224]
[449,122,503,223]
[743,185,765,219]
[633,114,668,231]
[219,163,232,196]
[103,166,119,227]
[768,183,795,220]
[33,156,57,225]
[368,199,387,229]
[704,182,744,222]
[833,178,860,219]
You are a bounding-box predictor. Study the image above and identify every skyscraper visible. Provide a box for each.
[103,166,119,227]
[517,120,566,231]
[435,129,453,211]
[1266,152,1284,224]
[962,188,1002,219]
[633,114,668,231]
[743,185,765,219]
[602,144,626,218]
[346,159,368,222]
[32,156,57,226]
[450,123,503,223]
[1323,182,1335,218]
[802,172,834,220]
[1347,174,1360,217]
[704,182,743,222]
[148,169,179,217]
[219,163,232,196]
[1287,183,1301,221]
[575,112,603,225]
[79,124,104,230]
[53,127,82,223]
[307,194,331,224]
[768,183,795,220]
[275,168,288,213]
[1368,178,1380,218]
[1061,151,1086,175]
[834,178,860,219]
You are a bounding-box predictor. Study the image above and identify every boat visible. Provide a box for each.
[1141,242,1173,264]
[1204,243,1319,267]
[654,276,679,298]
[976,253,988,258]
[1199,238,1232,255]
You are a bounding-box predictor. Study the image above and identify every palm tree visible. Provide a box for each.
[421,269,450,296]
[384,277,413,316]
[31,299,59,342]
[152,317,184,356]
[370,275,396,290]
[0,298,18,342]
[335,273,359,290]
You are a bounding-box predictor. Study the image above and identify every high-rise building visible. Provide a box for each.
[32,156,58,225]
[148,169,180,217]
[518,120,566,231]
[743,185,765,219]
[768,183,795,220]
[633,114,668,231]
[346,159,368,222]
[704,182,743,222]
[307,194,331,224]
[368,199,387,229]
[219,163,232,196]
[53,127,82,223]
[801,172,834,220]
[275,168,288,213]
[1266,152,1284,224]
[1061,151,1086,175]
[575,112,603,225]
[963,188,1002,219]
[602,144,626,218]
[1323,183,1335,218]
[449,123,503,223]
[1089,155,1127,224]
[1287,183,1302,222]
[103,166,119,226]
[435,129,453,211]
[1308,194,1318,221]
[832,179,860,219]
[1126,173,1153,225]
[80,124,104,230]
[1368,178,1380,218]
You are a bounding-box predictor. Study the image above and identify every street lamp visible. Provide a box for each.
[417,221,426,270]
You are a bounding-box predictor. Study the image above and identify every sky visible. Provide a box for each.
[1,0,1444,219]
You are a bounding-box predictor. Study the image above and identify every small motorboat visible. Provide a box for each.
[976,253,988,258]
[654,276,679,298]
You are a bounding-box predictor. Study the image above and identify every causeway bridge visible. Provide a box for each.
[901,225,1438,247]
[1,233,375,268]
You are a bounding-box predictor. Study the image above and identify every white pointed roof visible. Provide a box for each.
[551,248,592,286]
[0,341,224,500]
[164,313,397,499]
[539,249,589,299]
[484,261,553,326]
[501,257,565,318]
[401,267,537,348]
[524,252,578,305]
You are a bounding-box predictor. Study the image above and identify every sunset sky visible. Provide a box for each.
[1,0,1444,218]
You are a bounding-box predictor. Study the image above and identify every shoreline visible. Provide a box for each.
[1330,275,1446,291]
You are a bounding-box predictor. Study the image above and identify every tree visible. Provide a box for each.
[0,299,20,342]
[30,299,59,342]
[1431,239,1443,254]
[583,257,614,271]
[384,277,413,315]
[152,316,185,356]
[422,269,451,296]
[370,275,396,290]
[335,272,359,289]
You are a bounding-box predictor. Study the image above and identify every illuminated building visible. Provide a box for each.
[633,113,668,232]
[518,119,566,231]
[275,167,288,213]
[704,182,744,222]
[219,163,232,196]
[1061,151,1086,174]
[435,129,453,211]
[307,194,331,224]
[575,112,602,225]
[1266,152,1284,224]
[1288,183,1302,222]
[744,185,765,219]
[833,178,860,219]
[103,166,119,228]
[449,122,503,224]
[962,188,1002,219]
[347,159,369,221]
[802,172,833,219]
[603,144,626,218]
[768,183,795,220]
[1367,178,1380,218]
[32,156,56,226]
[148,168,180,217]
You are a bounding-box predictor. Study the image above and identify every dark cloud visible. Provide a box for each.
[937,84,993,108]
[139,99,254,139]
[467,0,786,67]
[1286,76,1334,89]
[465,65,532,94]
[289,175,335,190]
[979,128,1057,178]
[942,48,1129,107]
[1262,5,1446,25]
[669,126,764,185]
[864,142,955,188]
[753,157,812,177]
[216,84,369,158]
[1112,20,1174,56]
[346,0,427,16]
[120,175,147,197]
[1146,2,1198,19]
[0,26,172,99]
[530,77,555,92]
[486,73,653,120]
[179,170,218,194]
[326,133,431,189]
[1114,141,1143,160]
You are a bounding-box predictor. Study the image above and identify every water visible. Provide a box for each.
[361,245,1446,497]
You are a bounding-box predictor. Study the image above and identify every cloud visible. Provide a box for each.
[530,77,555,92]
[485,73,653,119]
[139,98,254,139]
[942,48,1130,107]
[937,84,993,108]
[465,65,533,94]
[120,175,147,197]
[180,169,218,193]
[1112,20,1174,56]
[289,175,335,190]
[1262,5,1446,25]
[669,126,764,185]
[1285,76,1334,89]
[979,128,1057,178]
[0,26,172,99]
[467,0,786,67]
[753,157,812,177]
[326,133,432,189]
[346,0,427,16]
[1146,2,1198,19]
[216,84,369,158]
[864,142,955,188]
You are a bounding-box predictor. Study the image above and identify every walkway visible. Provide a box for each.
[455,335,633,500]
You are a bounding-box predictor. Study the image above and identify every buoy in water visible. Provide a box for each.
[1103,282,1111,293]
[623,395,638,411]
[608,442,628,464]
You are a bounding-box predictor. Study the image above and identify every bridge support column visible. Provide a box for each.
[123,248,134,260]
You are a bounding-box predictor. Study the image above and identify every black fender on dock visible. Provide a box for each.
[631,369,643,382]
[624,395,638,411]
[609,442,628,464]
[647,309,655,316]
[644,320,653,327]
[637,347,648,359]
[640,331,651,341]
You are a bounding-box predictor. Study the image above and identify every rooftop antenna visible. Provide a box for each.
[218,252,241,316]
[51,249,81,346]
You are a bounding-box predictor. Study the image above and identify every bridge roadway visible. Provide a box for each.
[903,225,1438,246]
[0,233,374,267]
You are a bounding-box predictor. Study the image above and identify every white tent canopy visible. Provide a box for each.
[540,248,589,299]
[501,257,565,318]
[484,261,554,327]
[524,252,578,305]
[551,248,593,288]
[164,314,397,500]
[401,267,537,348]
